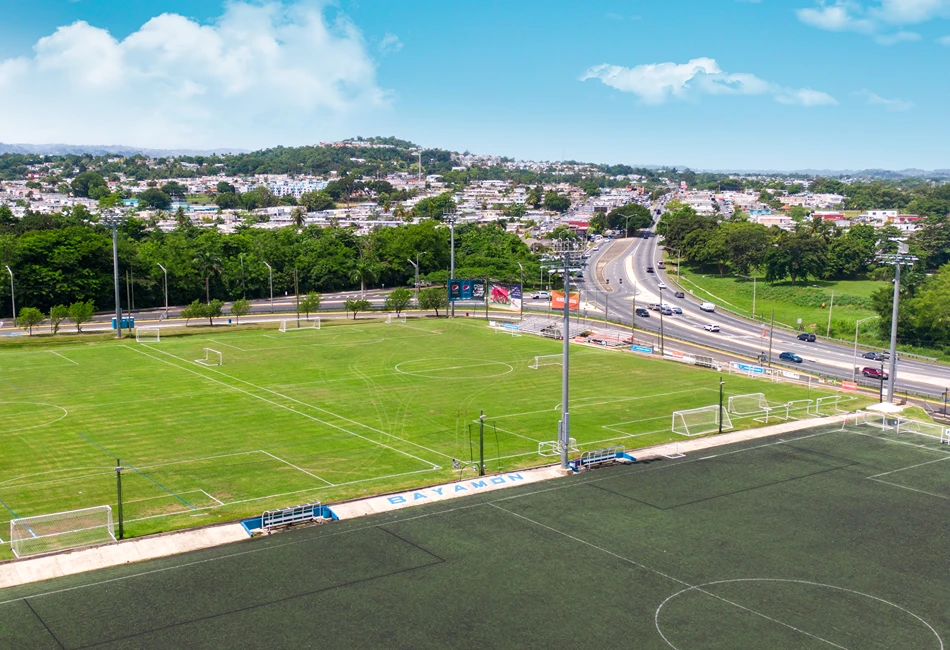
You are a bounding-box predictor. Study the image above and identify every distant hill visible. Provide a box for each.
[0,143,247,157]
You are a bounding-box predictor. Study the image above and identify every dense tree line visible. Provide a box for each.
[0,208,541,319]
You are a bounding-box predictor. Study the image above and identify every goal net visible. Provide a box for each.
[195,348,223,366]
[530,355,563,370]
[279,317,320,332]
[386,314,406,324]
[135,326,160,343]
[10,505,115,558]
[727,393,769,415]
[672,405,733,437]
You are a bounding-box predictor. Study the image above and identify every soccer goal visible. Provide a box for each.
[135,326,160,343]
[727,393,769,415]
[672,405,733,437]
[195,348,222,366]
[809,395,848,416]
[896,417,947,440]
[386,314,407,324]
[279,317,320,332]
[538,438,578,457]
[530,355,563,370]
[10,505,115,558]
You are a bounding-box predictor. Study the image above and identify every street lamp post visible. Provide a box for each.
[157,263,168,320]
[446,210,457,318]
[263,261,274,313]
[4,265,13,321]
[659,286,665,356]
[101,210,127,339]
[517,262,524,322]
[852,316,880,382]
[826,290,835,338]
[408,251,428,305]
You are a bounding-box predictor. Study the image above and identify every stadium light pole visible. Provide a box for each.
[115,459,124,540]
[445,210,457,317]
[718,377,725,436]
[517,262,524,322]
[263,261,274,313]
[852,316,880,382]
[478,411,486,476]
[101,210,127,339]
[553,239,583,470]
[4,265,13,321]
[156,263,168,320]
[878,240,917,403]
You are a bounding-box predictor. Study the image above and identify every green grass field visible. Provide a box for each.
[2,419,949,648]
[668,262,884,337]
[0,318,868,558]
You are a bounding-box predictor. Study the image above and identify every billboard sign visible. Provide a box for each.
[490,283,522,311]
[449,279,485,302]
[551,291,580,310]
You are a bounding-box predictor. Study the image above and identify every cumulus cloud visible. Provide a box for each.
[379,33,403,55]
[0,1,389,148]
[857,89,915,110]
[580,58,836,106]
[797,0,950,41]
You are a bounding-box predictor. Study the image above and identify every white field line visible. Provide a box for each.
[0,427,854,609]
[867,455,950,479]
[259,451,334,486]
[848,430,950,454]
[127,345,444,468]
[478,423,545,444]
[867,478,950,501]
[124,489,218,505]
[47,350,79,365]
[200,489,225,506]
[207,339,248,352]
[492,388,717,422]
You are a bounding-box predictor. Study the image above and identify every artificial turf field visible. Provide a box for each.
[1,419,948,649]
[0,317,863,558]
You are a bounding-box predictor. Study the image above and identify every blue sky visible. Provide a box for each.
[0,0,948,170]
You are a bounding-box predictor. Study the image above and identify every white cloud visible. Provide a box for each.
[938,33,950,42]
[857,89,915,110]
[379,33,403,55]
[580,58,836,107]
[798,0,950,41]
[0,1,388,148]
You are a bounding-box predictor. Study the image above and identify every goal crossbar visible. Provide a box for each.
[195,348,222,366]
[727,393,770,415]
[279,317,320,332]
[530,355,563,370]
[10,505,115,558]
[386,314,406,324]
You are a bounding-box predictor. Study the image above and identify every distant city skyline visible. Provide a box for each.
[1,0,948,170]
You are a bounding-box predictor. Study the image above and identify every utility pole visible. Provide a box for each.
[263,261,274,313]
[101,210,127,339]
[553,240,583,471]
[115,459,124,540]
[878,240,917,403]
[445,210,457,317]
[4,265,14,321]
[767,308,775,368]
[718,377,725,435]
[659,286,665,356]
[157,263,168,320]
[605,278,610,324]
[478,411,486,476]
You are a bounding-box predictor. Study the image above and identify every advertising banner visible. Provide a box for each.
[551,291,580,311]
[490,283,522,311]
[449,279,485,302]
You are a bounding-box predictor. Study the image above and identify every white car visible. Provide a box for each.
[657,282,668,289]
[703,324,721,332]
[532,291,552,299]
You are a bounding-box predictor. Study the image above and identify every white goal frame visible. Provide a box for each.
[727,393,770,415]
[386,314,407,324]
[279,317,320,332]
[672,405,733,437]
[135,326,161,343]
[195,348,223,366]
[530,355,563,370]
[538,438,578,457]
[10,505,115,558]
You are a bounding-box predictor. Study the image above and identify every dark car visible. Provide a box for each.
[862,367,889,380]
[797,333,817,342]
[646,267,655,273]
[779,352,803,363]
[862,352,888,361]
[635,307,650,317]
[674,291,685,299]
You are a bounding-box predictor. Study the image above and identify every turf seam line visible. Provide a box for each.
[488,503,854,650]
[24,599,66,650]
[67,560,445,650]
[0,426,845,609]
[376,525,447,564]
[125,345,444,467]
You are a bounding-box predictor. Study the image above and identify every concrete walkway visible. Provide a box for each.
[0,413,853,591]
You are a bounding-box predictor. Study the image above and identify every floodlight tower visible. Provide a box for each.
[101,210,127,339]
[444,209,457,317]
[552,239,584,470]
[877,239,917,403]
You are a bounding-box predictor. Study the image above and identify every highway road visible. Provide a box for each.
[578,225,950,402]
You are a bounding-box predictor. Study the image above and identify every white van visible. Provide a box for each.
[700,302,716,312]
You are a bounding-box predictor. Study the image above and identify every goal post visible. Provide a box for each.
[10,505,115,558]
[195,348,223,366]
[386,314,406,324]
[530,355,563,370]
[672,405,733,437]
[135,326,160,343]
[279,317,320,332]
[727,393,769,415]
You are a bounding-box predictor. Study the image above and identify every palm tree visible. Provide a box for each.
[393,203,406,220]
[350,241,379,299]
[193,249,223,304]
[290,206,306,231]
